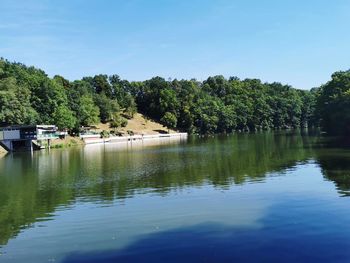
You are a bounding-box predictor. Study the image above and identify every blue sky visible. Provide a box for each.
[1,0,349,89]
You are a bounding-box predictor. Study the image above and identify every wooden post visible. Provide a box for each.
[30,140,33,157]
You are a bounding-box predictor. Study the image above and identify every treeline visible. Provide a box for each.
[0,58,347,134]
[135,76,318,133]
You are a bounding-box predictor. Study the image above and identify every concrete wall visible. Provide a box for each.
[80,134,101,139]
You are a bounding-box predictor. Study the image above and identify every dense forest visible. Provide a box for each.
[0,58,348,134]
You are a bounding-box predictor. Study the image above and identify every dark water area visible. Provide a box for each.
[0,131,350,262]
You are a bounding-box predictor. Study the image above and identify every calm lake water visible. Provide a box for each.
[0,131,350,262]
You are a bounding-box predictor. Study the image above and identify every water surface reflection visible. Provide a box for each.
[0,131,350,262]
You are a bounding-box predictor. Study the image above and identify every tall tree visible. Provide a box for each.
[79,95,100,126]
[52,105,76,130]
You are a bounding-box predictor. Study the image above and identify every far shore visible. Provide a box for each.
[0,132,187,155]
[0,113,179,154]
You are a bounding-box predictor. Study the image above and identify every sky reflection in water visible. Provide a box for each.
[0,132,350,262]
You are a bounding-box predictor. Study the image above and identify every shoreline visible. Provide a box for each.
[0,133,188,155]
[82,133,188,145]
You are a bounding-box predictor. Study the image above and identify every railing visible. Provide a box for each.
[36,133,60,140]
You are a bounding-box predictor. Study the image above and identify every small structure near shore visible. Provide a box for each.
[79,126,101,141]
[0,125,59,151]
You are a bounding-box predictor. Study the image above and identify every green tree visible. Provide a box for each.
[79,95,100,126]
[123,94,137,119]
[0,77,38,125]
[52,105,76,130]
[218,105,237,132]
[110,114,128,131]
[316,71,350,135]
[31,79,69,124]
[94,94,120,123]
[92,74,113,97]
[161,112,177,131]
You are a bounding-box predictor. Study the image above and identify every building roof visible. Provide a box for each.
[0,125,57,131]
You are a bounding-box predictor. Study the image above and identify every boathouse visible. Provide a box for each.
[0,125,58,151]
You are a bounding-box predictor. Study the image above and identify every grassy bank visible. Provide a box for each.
[95,113,176,135]
[46,114,176,149]
[45,136,85,149]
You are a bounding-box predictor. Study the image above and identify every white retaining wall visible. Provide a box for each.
[84,133,188,145]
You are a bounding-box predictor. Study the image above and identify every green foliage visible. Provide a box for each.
[121,117,128,127]
[93,74,113,97]
[52,143,64,149]
[132,76,318,134]
[0,58,323,134]
[316,71,350,135]
[161,112,177,130]
[79,95,100,126]
[110,114,128,129]
[100,130,110,138]
[123,94,137,119]
[32,79,69,123]
[0,77,38,125]
[94,94,119,123]
[52,105,76,130]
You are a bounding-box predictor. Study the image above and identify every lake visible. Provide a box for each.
[0,131,350,262]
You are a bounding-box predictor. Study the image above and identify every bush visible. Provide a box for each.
[100,130,110,138]
[110,115,128,129]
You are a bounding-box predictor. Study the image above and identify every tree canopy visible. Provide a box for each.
[2,57,347,135]
[316,70,350,135]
